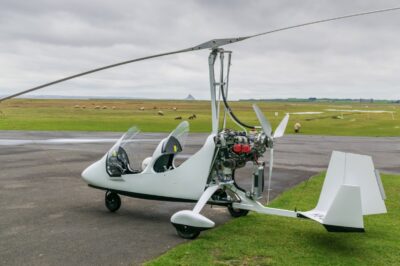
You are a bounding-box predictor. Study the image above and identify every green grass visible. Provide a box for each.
[146,173,400,266]
[0,99,399,136]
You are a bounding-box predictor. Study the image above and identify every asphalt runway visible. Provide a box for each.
[0,131,399,265]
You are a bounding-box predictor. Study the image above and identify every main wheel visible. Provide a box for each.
[227,205,249,218]
[173,224,201,239]
[105,191,121,212]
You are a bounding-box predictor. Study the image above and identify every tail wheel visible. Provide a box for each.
[227,205,249,218]
[105,191,121,212]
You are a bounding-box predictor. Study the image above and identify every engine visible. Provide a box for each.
[210,129,269,198]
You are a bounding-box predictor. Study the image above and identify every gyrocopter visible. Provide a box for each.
[1,7,396,239]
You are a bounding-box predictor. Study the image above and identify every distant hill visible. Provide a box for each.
[185,94,196,100]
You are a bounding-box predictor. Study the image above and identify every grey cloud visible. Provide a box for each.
[1,0,400,100]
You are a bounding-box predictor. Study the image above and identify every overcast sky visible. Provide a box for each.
[1,0,400,100]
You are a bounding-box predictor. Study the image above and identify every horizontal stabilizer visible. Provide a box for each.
[323,225,365,233]
[301,185,364,231]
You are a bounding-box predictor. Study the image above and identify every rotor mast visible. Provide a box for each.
[208,50,219,134]
[208,48,232,134]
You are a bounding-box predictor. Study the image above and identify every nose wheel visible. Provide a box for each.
[173,224,201,239]
[105,191,121,212]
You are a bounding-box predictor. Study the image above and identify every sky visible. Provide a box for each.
[1,0,400,100]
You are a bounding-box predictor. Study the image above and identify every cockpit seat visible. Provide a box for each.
[162,136,183,154]
[106,146,141,177]
[153,136,183,173]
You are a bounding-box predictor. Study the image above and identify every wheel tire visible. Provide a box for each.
[227,205,249,218]
[105,191,121,212]
[174,224,201,239]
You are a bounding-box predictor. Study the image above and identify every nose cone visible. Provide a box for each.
[81,162,98,184]
[81,155,109,187]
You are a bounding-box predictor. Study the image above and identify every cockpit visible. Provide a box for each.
[106,121,189,177]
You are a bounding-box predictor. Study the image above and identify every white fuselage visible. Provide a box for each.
[81,134,216,201]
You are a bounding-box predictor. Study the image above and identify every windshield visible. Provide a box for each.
[105,122,190,177]
[106,126,141,177]
[168,121,189,149]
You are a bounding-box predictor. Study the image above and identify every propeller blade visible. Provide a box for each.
[266,148,274,205]
[252,104,272,138]
[273,114,290,139]
[1,6,400,102]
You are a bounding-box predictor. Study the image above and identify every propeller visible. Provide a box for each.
[253,104,289,204]
[253,104,273,137]
[1,6,400,102]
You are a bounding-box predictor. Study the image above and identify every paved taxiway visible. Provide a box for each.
[0,131,399,265]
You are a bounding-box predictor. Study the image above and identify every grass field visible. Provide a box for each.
[0,99,399,136]
[146,173,399,266]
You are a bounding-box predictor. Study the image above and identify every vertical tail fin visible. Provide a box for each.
[299,151,386,232]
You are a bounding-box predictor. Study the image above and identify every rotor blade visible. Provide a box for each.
[266,148,274,205]
[0,48,193,102]
[273,113,290,139]
[2,6,400,102]
[0,37,252,102]
[0,138,161,146]
[252,104,272,137]
[249,6,400,39]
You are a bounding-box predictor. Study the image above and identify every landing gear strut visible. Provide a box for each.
[105,191,121,212]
